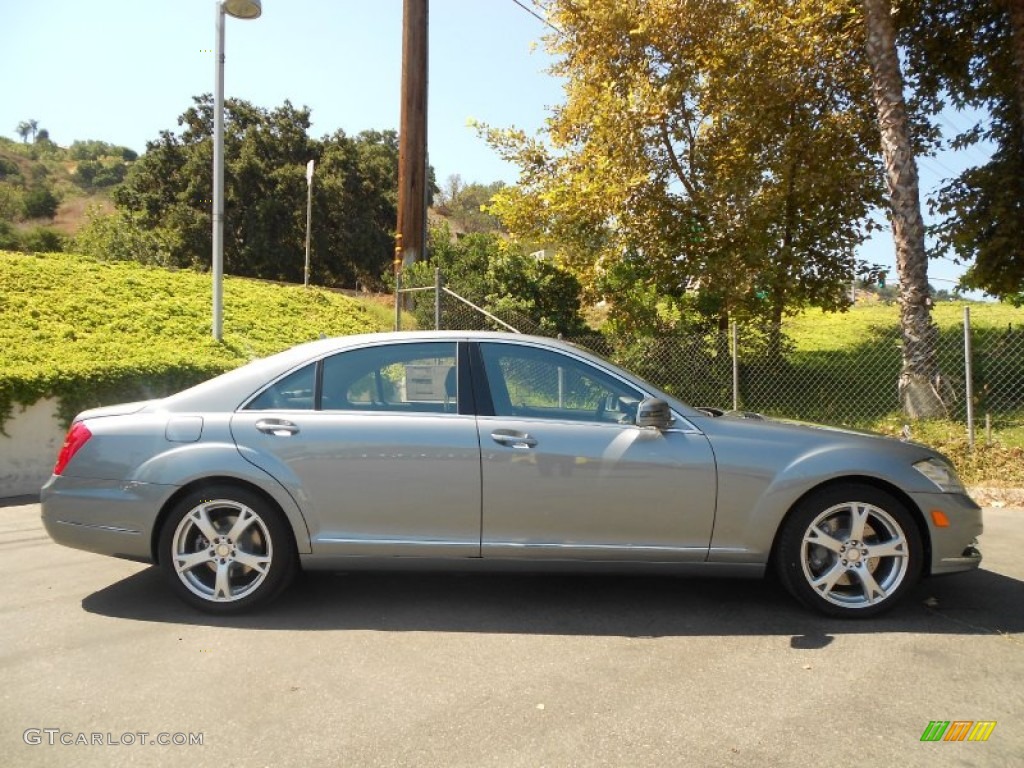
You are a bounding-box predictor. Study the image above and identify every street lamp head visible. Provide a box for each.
[222,0,261,19]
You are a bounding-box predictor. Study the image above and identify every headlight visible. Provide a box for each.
[913,457,965,494]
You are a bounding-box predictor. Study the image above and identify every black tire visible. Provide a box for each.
[774,483,923,618]
[158,485,297,614]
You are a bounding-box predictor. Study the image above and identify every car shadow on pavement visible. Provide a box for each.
[81,565,1024,640]
[0,494,39,508]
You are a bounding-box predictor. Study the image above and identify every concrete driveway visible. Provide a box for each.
[1,499,1021,767]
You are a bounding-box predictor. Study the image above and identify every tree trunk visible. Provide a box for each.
[863,0,946,419]
[1005,0,1024,140]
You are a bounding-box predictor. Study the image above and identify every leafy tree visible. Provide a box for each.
[73,160,99,187]
[488,248,587,334]
[75,205,178,265]
[15,120,37,143]
[113,95,416,288]
[70,140,139,162]
[93,162,126,187]
[480,0,884,339]
[403,224,587,335]
[863,0,945,418]
[433,175,505,233]
[22,186,59,219]
[310,128,404,287]
[899,0,1024,306]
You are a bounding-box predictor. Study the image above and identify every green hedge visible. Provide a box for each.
[0,251,392,428]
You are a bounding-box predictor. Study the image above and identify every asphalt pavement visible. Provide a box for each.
[1,499,1021,767]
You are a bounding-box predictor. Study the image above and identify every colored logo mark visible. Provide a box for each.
[920,720,996,742]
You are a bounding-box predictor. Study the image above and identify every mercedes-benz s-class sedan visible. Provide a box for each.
[41,331,982,616]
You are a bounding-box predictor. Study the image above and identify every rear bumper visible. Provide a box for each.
[40,474,174,562]
[909,491,983,575]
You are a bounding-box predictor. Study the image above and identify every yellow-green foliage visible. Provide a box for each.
[785,301,1023,352]
[1,250,392,426]
[785,301,1024,485]
[871,416,1024,487]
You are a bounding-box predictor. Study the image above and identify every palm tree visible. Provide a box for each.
[863,0,946,418]
[15,121,31,143]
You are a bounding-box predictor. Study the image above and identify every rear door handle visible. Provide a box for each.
[491,430,537,449]
[255,419,300,437]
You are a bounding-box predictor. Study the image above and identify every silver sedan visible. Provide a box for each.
[41,331,982,617]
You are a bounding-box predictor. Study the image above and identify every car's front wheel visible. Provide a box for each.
[775,484,924,617]
[158,486,296,614]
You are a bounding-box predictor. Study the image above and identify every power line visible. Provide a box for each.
[510,0,562,35]
[938,111,968,136]
[935,111,993,166]
[918,156,960,180]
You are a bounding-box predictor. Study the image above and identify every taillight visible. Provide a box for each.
[54,422,92,475]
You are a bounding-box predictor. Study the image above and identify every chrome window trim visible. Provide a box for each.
[239,339,461,414]
[477,339,706,433]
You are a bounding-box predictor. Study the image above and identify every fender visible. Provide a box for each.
[709,439,935,564]
[130,441,312,553]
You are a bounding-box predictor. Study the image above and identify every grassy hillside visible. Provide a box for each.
[781,300,1024,486]
[754,300,1024,429]
[1,250,395,426]
[785,300,1023,352]
[0,136,129,250]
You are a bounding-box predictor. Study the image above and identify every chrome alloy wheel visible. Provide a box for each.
[170,499,273,603]
[800,501,910,609]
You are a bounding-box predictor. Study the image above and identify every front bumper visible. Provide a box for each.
[40,474,174,562]
[909,491,983,575]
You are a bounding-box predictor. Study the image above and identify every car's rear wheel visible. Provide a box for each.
[158,485,296,614]
[775,484,923,617]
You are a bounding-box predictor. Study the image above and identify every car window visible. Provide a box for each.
[321,342,458,414]
[245,363,316,410]
[480,343,643,424]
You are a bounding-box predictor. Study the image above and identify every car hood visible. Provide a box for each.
[691,410,950,493]
[697,409,932,451]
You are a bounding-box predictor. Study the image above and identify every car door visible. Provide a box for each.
[473,341,716,561]
[231,340,482,558]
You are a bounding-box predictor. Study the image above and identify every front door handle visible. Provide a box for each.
[255,419,299,437]
[491,430,537,449]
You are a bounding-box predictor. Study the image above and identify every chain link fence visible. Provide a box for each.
[395,268,549,335]
[397,272,1024,437]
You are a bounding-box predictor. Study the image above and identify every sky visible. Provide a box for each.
[0,0,993,295]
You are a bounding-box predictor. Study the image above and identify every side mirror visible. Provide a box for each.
[635,397,673,430]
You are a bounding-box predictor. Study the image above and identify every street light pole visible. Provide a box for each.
[304,159,314,288]
[212,0,262,341]
[212,3,226,341]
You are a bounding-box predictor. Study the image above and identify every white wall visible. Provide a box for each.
[0,399,64,498]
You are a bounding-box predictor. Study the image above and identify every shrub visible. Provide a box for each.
[20,227,64,253]
[74,205,177,265]
[0,250,392,429]
[0,156,19,180]
[0,184,23,222]
[22,186,59,219]
[0,221,19,250]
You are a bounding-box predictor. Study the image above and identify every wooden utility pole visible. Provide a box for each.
[397,0,428,271]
